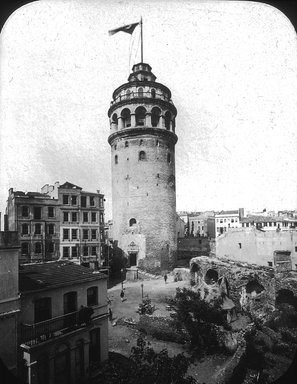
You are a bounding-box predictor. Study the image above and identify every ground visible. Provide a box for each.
[107,274,233,384]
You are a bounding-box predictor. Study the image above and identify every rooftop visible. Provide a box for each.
[19,261,106,293]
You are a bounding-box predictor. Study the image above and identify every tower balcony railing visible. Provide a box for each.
[111,91,173,105]
[20,304,107,347]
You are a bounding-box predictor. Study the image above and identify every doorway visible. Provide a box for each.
[129,253,137,267]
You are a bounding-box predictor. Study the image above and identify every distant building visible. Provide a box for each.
[18,261,108,384]
[42,182,105,269]
[241,215,297,231]
[207,209,244,238]
[0,229,20,376]
[177,211,215,237]
[7,188,60,263]
[176,214,186,238]
[216,227,297,270]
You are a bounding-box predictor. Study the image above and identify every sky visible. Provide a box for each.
[1,0,297,222]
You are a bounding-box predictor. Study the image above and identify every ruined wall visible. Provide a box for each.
[216,228,297,270]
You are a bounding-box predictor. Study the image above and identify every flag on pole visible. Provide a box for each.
[108,22,139,36]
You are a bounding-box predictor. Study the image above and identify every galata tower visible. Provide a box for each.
[108,62,178,273]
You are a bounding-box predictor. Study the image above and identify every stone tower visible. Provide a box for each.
[108,62,178,273]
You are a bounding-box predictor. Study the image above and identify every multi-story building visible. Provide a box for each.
[41,182,105,269]
[108,62,178,272]
[7,189,60,263]
[0,228,20,376]
[207,209,244,238]
[18,260,108,384]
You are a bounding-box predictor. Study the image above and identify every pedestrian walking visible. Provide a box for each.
[120,289,125,302]
[164,274,168,284]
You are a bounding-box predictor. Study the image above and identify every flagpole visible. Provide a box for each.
[140,17,143,63]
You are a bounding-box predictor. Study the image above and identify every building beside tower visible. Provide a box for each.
[108,62,178,272]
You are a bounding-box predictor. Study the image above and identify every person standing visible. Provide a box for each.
[120,289,125,302]
[164,274,168,284]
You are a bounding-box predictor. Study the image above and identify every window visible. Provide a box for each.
[34,207,42,219]
[48,207,54,218]
[48,242,54,253]
[87,287,98,306]
[63,228,69,240]
[91,212,97,222]
[83,229,89,240]
[238,243,242,249]
[22,223,29,235]
[72,246,78,258]
[114,144,117,150]
[231,219,234,223]
[63,212,69,222]
[112,113,118,128]
[83,212,88,223]
[139,151,146,161]
[151,107,161,127]
[91,247,97,256]
[63,194,69,204]
[115,155,118,164]
[125,141,129,147]
[121,108,131,128]
[72,229,78,240]
[91,229,97,240]
[167,153,171,163]
[165,111,171,130]
[22,206,29,217]
[89,329,100,363]
[63,292,77,314]
[139,139,143,145]
[71,195,77,205]
[35,223,42,235]
[35,242,42,254]
[126,89,131,99]
[83,246,88,256]
[295,246,297,252]
[72,212,78,222]
[135,106,146,126]
[138,87,143,98]
[21,242,29,255]
[99,197,103,207]
[34,297,51,323]
[90,196,95,206]
[63,247,70,258]
[100,213,104,224]
[268,262,273,267]
[151,88,156,98]
[129,218,136,226]
[81,196,87,207]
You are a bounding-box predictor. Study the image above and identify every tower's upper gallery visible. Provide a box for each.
[108,62,177,119]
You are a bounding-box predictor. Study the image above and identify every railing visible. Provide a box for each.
[20,305,107,347]
[112,91,172,104]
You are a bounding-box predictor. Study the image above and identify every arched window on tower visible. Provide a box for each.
[172,117,176,133]
[138,87,143,98]
[151,88,156,98]
[139,139,143,145]
[125,141,129,148]
[135,106,146,126]
[112,113,118,129]
[115,155,118,164]
[167,153,171,163]
[151,107,161,127]
[139,151,146,161]
[129,218,137,226]
[165,111,171,130]
[121,108,131,128]
[126,89,131,99]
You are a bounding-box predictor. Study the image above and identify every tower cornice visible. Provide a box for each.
[108,97,177,118]
[108,127,178,146]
